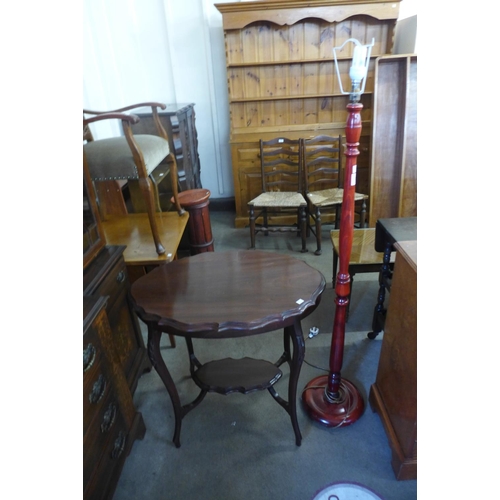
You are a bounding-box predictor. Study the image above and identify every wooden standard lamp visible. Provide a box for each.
[302,38,374,427]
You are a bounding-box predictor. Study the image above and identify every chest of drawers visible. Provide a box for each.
[83,296,146,499]
[83,244,150,499]
[83,245,151,394]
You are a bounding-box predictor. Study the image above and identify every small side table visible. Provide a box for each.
[171,188,214,255]
[330,228,394,320]
[129,250,326,448]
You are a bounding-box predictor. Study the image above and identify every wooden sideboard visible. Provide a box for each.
[369,239,417,480]
[215,0,401,227]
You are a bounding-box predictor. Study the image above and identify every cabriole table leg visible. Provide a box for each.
[146,326,184,448]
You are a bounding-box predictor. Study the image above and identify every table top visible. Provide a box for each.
[101,212,190,266]
[330,228,395,265]
[395,240,417,272]
[375,217,417,252]
[130,250,326,338]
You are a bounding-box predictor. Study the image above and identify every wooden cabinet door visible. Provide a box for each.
[231,143,262,228]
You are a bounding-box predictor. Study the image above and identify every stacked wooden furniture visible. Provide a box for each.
[369,54,417,226]
[96,103,202,215]
[84,163,150,499]
[84,104,191,280]
[215,0,401,228]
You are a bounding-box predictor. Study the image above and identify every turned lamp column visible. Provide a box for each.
[302,38,374,427]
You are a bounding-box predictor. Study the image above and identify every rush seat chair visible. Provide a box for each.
[248,137,308,253]
[302,135,368,255]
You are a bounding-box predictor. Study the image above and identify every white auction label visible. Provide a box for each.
[351,164,357,186]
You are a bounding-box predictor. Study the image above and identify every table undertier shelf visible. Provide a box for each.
[193,357,282,395]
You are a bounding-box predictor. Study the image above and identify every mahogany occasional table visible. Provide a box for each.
[129,250,325,448]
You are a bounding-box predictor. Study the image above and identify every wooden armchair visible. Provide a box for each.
[83,102,185,256]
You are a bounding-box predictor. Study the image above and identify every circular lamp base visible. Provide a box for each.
[302,375,365,427]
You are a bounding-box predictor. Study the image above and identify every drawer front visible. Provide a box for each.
[83,388,123,483]
[89,254,142,385]
[83,401,128,498]
[106,290,136,379]
[83,325,104,381]
[83,325,113,434]
[93,257,128,310]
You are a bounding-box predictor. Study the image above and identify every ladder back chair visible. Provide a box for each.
[248,137,307,253]
[301,135,368,255]
[83,102,185,256]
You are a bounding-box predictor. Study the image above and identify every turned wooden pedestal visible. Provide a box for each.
[172,189,214,255]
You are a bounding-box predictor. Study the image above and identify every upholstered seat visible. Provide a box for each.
[84,135,170,181]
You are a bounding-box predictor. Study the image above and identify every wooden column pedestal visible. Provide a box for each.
[172,189,214,255]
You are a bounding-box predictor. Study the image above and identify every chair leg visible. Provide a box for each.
[332,249,338,288]
[149,175,163,212]
[263,210,269,236]
[360,199,367,228]
[139,175,166,255]
[305,206,312,237]
[314,206,322,255]
[167,153,185,216]
[299,206,308,253]
[249,205,256,249]
[335,205,341,230]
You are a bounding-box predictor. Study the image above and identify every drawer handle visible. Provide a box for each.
[111,431,126,459]
[83,343,96,372]
[116,270,125,283]
[89,374,106,404]
[101,402,117,433]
